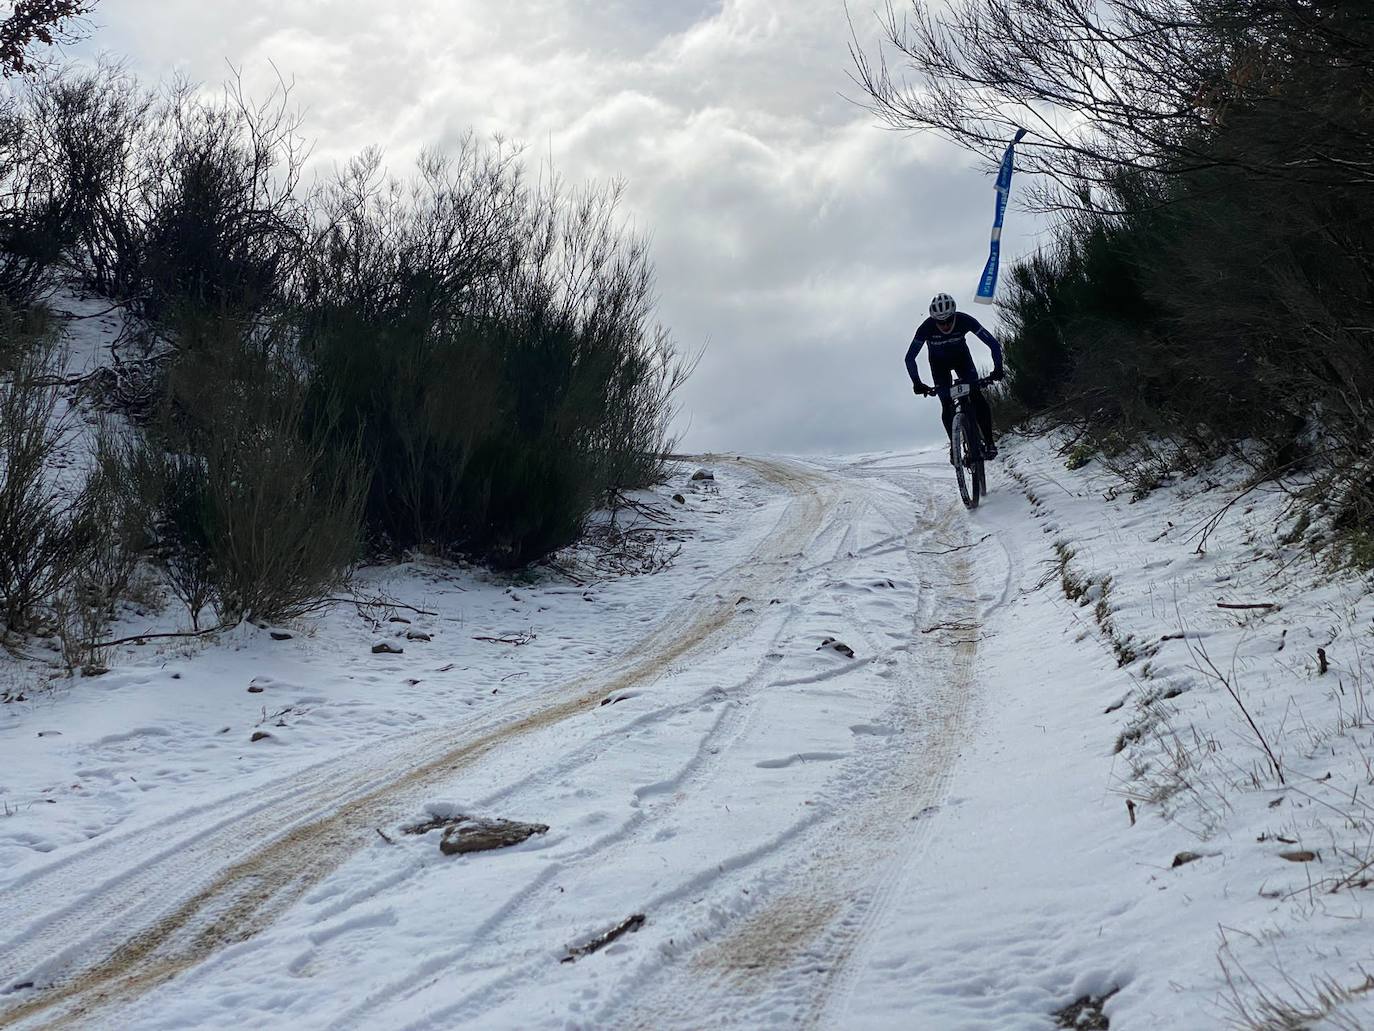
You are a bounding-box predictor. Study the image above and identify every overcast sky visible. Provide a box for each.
[75,0,1042,454]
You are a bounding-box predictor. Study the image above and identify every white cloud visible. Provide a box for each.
[78,0,1035,452]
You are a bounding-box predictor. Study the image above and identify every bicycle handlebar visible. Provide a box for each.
[920,376,995,397]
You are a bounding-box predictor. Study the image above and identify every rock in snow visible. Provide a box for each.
[438,816,549,856]
[818,636,856,659]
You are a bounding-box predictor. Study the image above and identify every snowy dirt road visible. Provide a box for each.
[1,452,1016,1030]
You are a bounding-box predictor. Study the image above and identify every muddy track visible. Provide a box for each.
[0,458,835,1031]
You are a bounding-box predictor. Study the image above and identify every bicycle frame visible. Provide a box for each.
[933,377,992,509]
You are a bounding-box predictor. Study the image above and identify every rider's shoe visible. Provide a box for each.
[984,443,999,460]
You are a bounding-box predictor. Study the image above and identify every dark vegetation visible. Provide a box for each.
[0,1,94,78]
[856,0,1374,553]
[0,34,689,662]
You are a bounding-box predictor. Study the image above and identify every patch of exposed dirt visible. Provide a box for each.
[1054,988,1119,1029]
[693,893,842,980]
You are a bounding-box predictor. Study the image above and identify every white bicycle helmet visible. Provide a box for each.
[929,293,957,320]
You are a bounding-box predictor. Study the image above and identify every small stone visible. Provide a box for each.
[691,469,715,481]
[37,730,62,737]
[1280,850,1319,863]
[247,685,264,694]
[818,637,856,659]
[373,642,404,655]
[389,616,412,625]
[1172,851,1204,868]
[672,494,686,505]
[406,630,432,642]
[270,631,293,641]
[251,731,272,743]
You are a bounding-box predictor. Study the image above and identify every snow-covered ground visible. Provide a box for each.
[4,429,1374,1029]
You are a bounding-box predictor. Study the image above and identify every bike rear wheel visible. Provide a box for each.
[952,415,981,509]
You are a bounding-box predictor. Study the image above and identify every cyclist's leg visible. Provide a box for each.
[973,389,995,449]
[929,360,955,456]
[930,359,954,438]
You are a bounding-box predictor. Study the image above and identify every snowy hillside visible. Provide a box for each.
[3,433,1374,1029]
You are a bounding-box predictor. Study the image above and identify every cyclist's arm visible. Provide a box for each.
[964,315,1004,374]
[905,327,929,385]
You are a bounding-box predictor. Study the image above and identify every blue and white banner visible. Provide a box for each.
[974,128,1028,305]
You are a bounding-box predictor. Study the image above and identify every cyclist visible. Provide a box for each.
[905,292,1005,460]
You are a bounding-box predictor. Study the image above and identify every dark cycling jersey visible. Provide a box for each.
[905,312,1004,386]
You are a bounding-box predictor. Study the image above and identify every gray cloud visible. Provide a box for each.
[78,0,1037,453]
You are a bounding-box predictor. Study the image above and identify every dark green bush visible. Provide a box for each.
[1000,149,1374,514]
[129,321,366,625]
[299,148,687,566]
[0,319,98,632]
[0,66,689,607]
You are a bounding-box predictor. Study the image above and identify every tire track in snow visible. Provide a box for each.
[327,485,881,1027]
[0,458,835,1031]
[603,469,986,1029]
[326,609,808,1028]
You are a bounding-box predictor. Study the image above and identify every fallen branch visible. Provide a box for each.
[1217,602,1277,611]
[1191,639,1285,786]
[915,533,992,556]
[326,596,439,617]
[921,620,981,635]
[93,624,227,649]
[561,914,647,963]
[474,630,537,646]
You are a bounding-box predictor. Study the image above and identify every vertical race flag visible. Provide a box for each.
[974,128,1028,305]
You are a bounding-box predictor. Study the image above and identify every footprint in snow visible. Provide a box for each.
[755,752,848,770]
[850,723,900,737]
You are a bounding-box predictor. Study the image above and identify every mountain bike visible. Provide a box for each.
[931,377,993,510]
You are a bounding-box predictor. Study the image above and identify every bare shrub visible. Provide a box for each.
[0,315,92,632]
[20,64,307,332]
[52,583,107,673]
[135,73,307,327]
[0,83,71,307]
[124,444,213,627]
[1221,951,1374,1031]
[28,61,154,303]
[48,424,145,668]
[133,319,366,625]
[0,2,98,77]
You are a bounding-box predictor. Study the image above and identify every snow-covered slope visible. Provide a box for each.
[3,435,1373,1030]
[839,444,1374,1030]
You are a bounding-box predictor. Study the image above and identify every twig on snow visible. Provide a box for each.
[915,533,993,556]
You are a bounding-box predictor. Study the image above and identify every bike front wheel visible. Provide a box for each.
[952,415,981,509]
